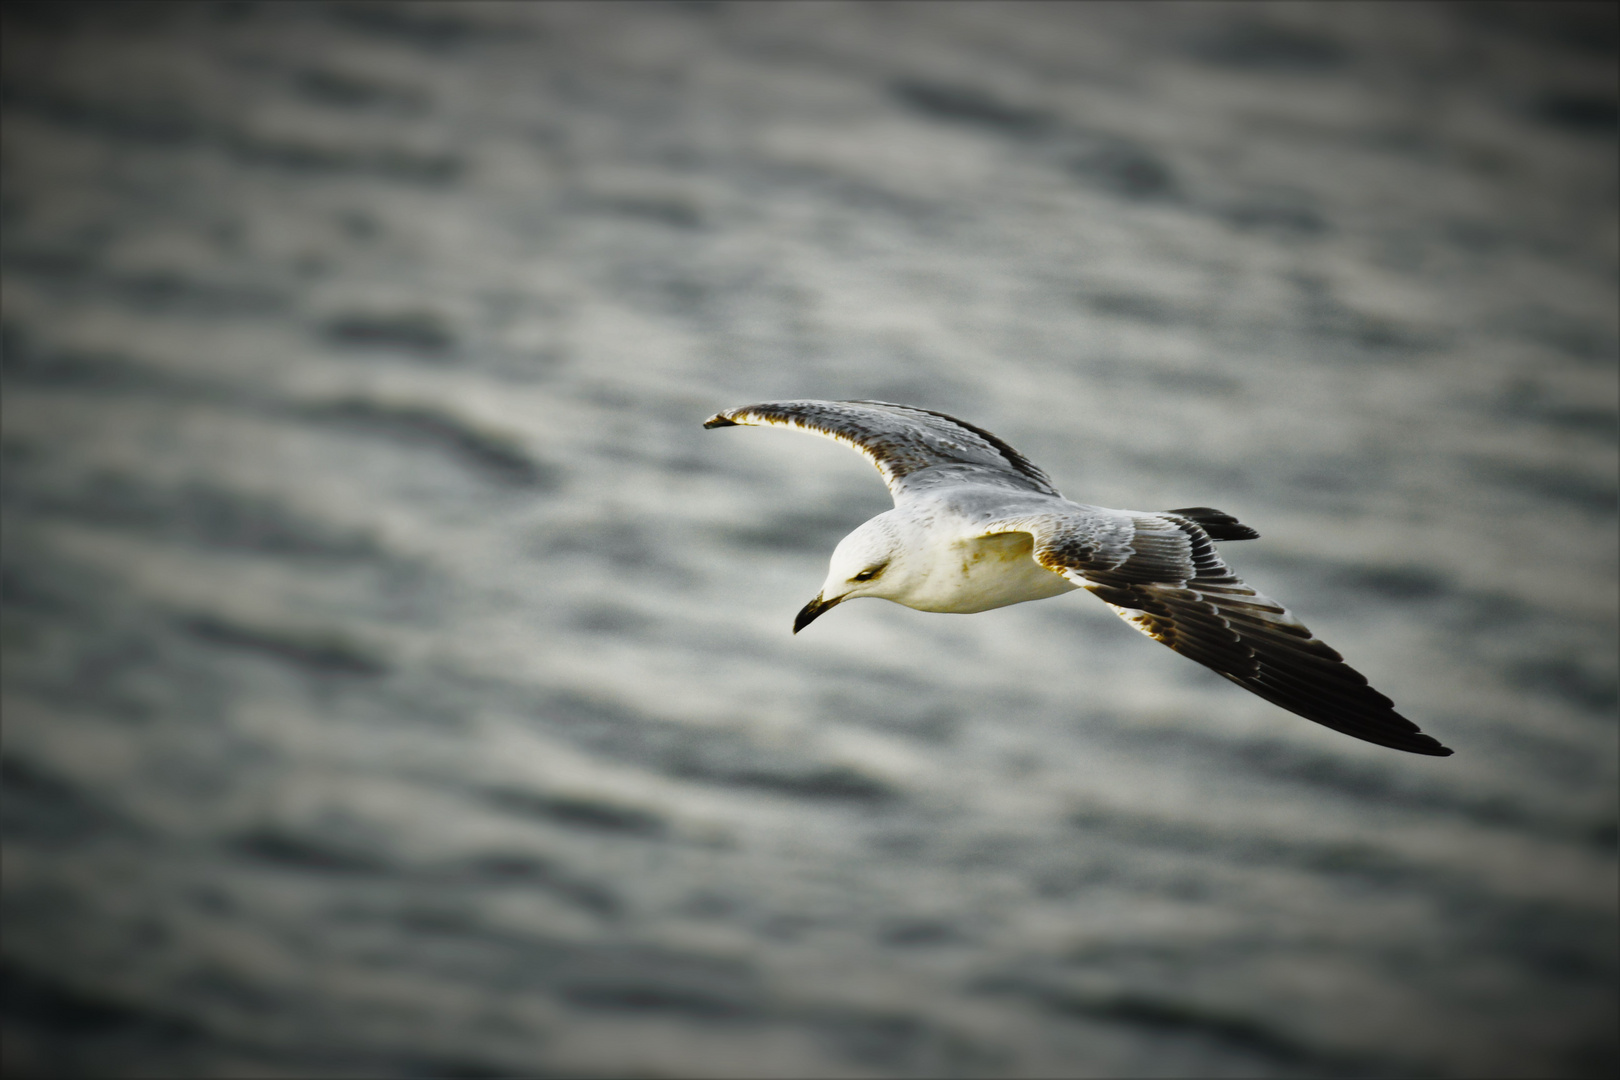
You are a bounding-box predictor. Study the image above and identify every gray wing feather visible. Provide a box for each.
[703,400,1060,501]
[996,509,1452,756]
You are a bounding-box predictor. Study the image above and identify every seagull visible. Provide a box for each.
[704,399,1451,756]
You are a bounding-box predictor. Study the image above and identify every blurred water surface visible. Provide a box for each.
[2,2,1616,1077]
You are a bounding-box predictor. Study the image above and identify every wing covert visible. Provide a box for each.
[704,400,1060,500]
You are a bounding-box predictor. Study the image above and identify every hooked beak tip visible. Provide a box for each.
[793,593,840,634]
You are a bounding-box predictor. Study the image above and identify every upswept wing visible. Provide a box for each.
[992,509,1452,756]
[703,400,1060,502]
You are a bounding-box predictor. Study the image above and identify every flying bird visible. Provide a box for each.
[704,399,1451,756]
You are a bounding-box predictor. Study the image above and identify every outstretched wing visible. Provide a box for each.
[993,509,1452,756]
[704,400,1060,501]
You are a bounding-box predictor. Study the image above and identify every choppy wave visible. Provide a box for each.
[3,2,1615,1077]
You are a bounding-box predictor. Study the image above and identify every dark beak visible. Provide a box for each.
[793,593,842,634]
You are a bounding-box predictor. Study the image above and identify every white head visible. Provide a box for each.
[793,512,908,633]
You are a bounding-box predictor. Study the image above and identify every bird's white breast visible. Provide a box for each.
[901,529,1078,613]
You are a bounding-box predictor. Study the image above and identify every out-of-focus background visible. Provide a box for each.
[2,2,1615,1077]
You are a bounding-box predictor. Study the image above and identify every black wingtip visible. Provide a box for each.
[1167,507,1259,541]
[703,414,738,429]
[1383,730,1452,756]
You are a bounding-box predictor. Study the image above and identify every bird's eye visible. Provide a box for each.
[852,565,884,582]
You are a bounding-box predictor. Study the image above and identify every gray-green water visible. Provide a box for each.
[2,3,1616,1077]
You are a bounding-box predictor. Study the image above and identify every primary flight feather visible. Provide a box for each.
[705,399,1451,757]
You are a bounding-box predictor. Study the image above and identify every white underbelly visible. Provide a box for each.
[910,531,1078,613]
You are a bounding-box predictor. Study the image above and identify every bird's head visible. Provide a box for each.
[794,513,905,633]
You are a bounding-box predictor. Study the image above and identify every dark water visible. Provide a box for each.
[2,2,1616,1077]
